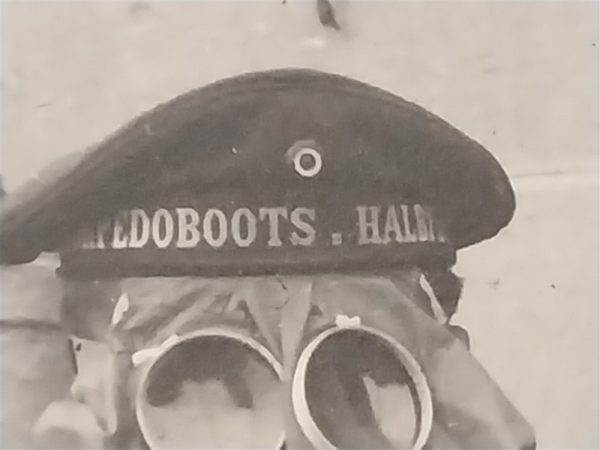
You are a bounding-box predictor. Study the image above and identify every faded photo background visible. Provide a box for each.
[1,1,598,448]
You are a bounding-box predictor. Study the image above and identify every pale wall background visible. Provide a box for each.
[1,1,598,448]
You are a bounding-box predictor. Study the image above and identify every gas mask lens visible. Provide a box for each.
[136,330,284,449]
[292,326,433,450]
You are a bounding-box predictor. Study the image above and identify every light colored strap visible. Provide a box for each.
[278,277,315,450]
[419,274,448,324]
[279,277,314,377]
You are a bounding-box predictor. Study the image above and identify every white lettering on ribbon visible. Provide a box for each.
[399,204,418,243]
[203,208,228,248]
[112,214,128,249]
[231,208,257,248]
[259,207,288,247]
[152,209,174,248]
[383,205,403,244]
[290,207,316,246]
[357,206,383,244]
[176,208,201,248]
[129,209,151,248]
[94,220,112,249]
[414,204,435,242]
[75,203,447,252]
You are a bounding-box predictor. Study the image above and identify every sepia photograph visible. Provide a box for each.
[0,1,598,449]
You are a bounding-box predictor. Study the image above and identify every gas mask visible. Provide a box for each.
[35,270,534,450]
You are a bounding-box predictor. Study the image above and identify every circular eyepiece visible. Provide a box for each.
[292,326,433,450]
[136,329,284,449]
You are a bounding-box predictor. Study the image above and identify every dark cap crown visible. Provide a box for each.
[0,69,514,276]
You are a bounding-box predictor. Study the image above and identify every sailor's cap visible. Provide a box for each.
[0,69,514,277]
